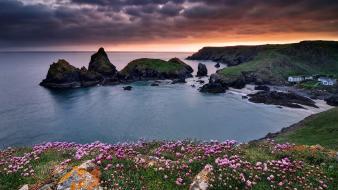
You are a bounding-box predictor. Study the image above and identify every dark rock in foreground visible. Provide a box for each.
[120,58,193,81]
[248,91,318,109]
[325,95,338,106]
[123,86,132,90]
[255,85,270,91]
[214,63,220,68]
[196,63,207,77]
[199,83,227,93]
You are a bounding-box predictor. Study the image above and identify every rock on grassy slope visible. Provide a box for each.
[189,41,338,88]
[264,107,338,150]
[1,139,337,190]
[120,58,193,81]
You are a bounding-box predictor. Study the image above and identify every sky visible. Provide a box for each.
[0,0,338,52]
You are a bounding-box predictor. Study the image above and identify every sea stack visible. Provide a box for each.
[88,47,117,77]
[197,63,208,77]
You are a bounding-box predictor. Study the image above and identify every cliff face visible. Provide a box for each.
[188,41,338,67]
[192,41,338,90]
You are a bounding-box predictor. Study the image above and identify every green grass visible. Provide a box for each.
[214,41,338,83]
[121,58,186,74]
[298,80,321,89]
[275,108,338,150]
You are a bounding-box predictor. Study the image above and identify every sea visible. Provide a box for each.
[0,52,324,147]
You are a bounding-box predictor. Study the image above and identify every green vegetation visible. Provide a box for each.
[1,139,337,189]
[121,58,187,74]
[211,41,338,84]
[275,108,338,150]
[298,80,321,89]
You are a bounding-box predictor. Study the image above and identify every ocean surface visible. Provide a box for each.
[0,52,316,147]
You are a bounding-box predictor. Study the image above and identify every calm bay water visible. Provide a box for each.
[0,52,311,147]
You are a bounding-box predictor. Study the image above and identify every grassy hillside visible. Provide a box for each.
[275,108,338,150]
[190,41,338,85]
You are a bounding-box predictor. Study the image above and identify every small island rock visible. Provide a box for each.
[197,63,208,77]
[120,58,193,81]
[88,47,117,77]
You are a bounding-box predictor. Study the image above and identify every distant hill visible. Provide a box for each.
[188,41,338,86]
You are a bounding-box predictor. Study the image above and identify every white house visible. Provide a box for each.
[288,76,304,83]
[305,76,314,80]
[318,77,337,86]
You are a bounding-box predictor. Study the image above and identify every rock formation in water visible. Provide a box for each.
[120,58,193,81]
[196,63,208,77]
[247,91,318,109]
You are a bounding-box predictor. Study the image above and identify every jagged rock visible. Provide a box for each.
[214,63,220,68]
[88,48,117,77]
[57,160,101,190]
[199,83,227,93]
[189,164,214,190]
[123,86,132,90]
[248,91,318,109]
[197,63,208,77]
[40,59,81,88]
[242,96,248,99]
[120,58,193,81]
[254,85,270,91]
[325,95,338,106]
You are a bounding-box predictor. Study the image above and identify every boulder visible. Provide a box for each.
[197,63,208,77]
[199,83,227,93]
[325,95,338,106]
[189,164,214,190]
[214,63,220,68]
[254,85,270,91]
[88,47,117,77]
[248,91,318,109]
[40,59,81,88]
[57,160,101,190]
[196,80,205,84]
[123,86,132,90]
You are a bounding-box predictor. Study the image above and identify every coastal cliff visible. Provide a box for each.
[190,41,338,89]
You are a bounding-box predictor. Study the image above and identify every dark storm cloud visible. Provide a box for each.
[0,0,338,49]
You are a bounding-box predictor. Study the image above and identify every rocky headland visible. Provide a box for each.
[192,41,338,90]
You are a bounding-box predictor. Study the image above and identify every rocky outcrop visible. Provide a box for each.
[199,83,227,93]
[88,47,117,77]
[123,86,132,90]
[197,63,207,77]
[248,91,318,109]
[189,164,214,190]
[79,67,104,87]
[120,58,193,81]
[214,63,220,68]
[40,59,82,88]
[325,95,338,106]
[57,161,101,190]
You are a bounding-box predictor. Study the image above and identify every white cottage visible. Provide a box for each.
[318,77,337,86]
[288,76,304,83]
